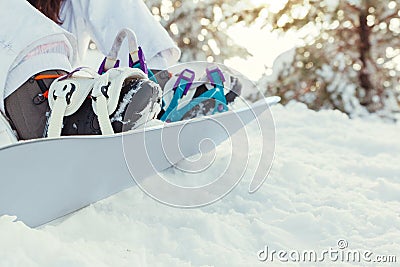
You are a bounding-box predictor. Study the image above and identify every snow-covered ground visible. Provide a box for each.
[1,103,399,266]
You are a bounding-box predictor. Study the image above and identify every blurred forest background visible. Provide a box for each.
[144,0,400,119]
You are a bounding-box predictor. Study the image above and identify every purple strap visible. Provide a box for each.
[174,69,195,95]
[59,67,84,81]
[129,47,148,75]
[98,57,120,74]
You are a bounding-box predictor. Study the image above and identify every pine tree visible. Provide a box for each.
[144,0,264,62]
[259,0,400,118]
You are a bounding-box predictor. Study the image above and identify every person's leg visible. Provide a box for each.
[0,0,76,107]
[0,0,76,140]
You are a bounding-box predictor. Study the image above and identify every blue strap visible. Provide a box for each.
[160,69,195,122]
[129,46,158,83]
[161,66,229,123]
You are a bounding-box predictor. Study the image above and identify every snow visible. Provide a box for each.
[111,80,143,123]
[1,102,400,266]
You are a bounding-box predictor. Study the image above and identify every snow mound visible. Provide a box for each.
[1,103,399,266]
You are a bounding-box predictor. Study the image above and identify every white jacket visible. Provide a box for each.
[60,0,180,67]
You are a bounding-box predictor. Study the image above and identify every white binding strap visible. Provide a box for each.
[47,96,68,138]
[91,73,114,135]
[102,28,140,72]
[91,67,148,135]
[47,68,98,138]
[108,28,139,60]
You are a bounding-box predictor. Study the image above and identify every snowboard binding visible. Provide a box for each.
[156,64,242,123]
[45,28,162,138]
[46,67,162,138]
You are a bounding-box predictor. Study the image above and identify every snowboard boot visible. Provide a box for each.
[46,67,162,138]
[109,78,162,132]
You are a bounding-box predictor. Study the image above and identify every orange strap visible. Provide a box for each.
[34,74,63,80]
[34,74,63,99]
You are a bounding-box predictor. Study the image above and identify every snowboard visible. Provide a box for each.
[0,96,279,227]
